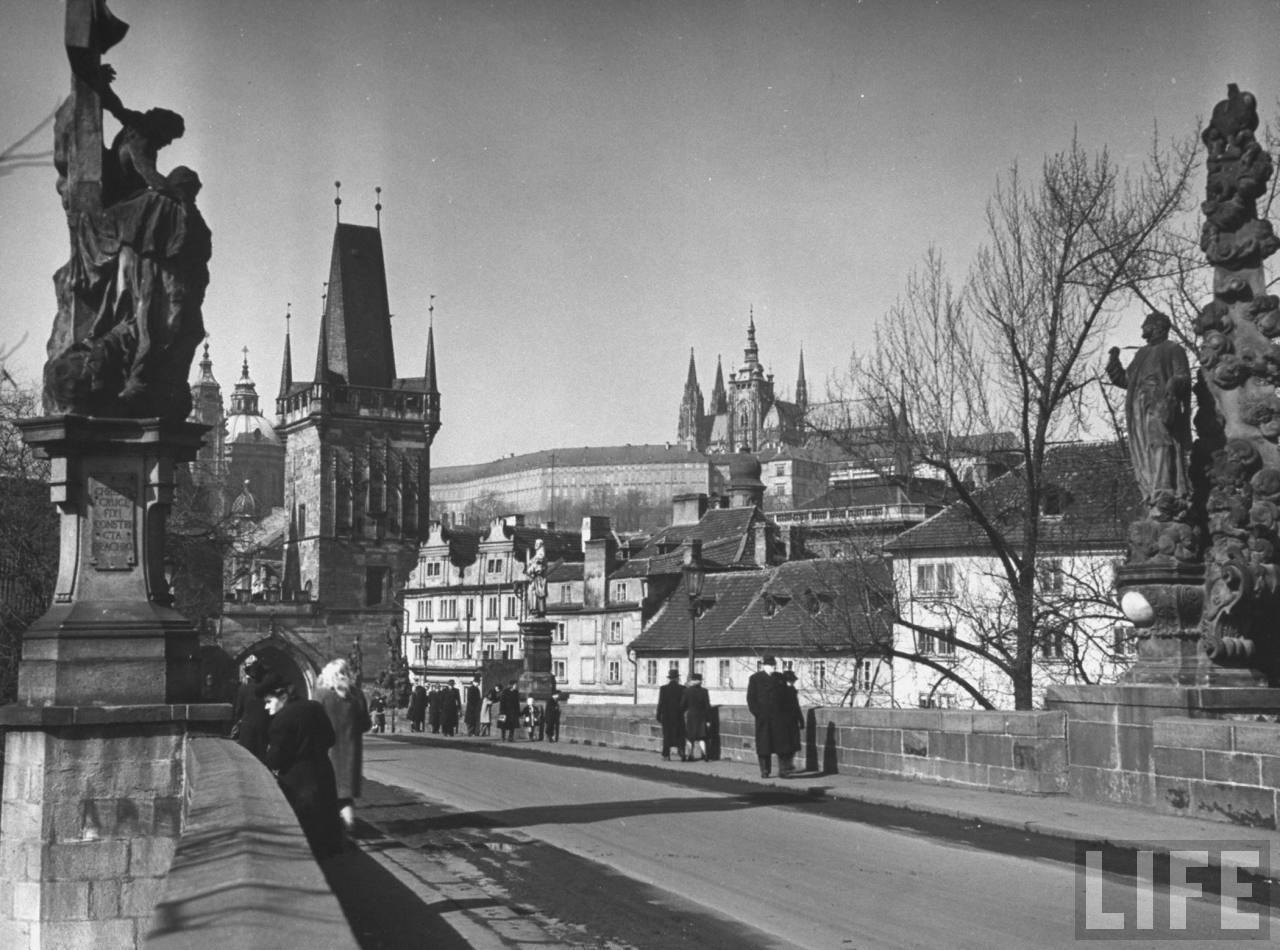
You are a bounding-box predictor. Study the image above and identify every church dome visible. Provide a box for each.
[225,351,281,444]
[729,446,763,485]
[227,412,280,444]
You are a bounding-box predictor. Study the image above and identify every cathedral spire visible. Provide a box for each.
[277,304,293,401]
[744,307,759,369]
[711,354,727,414]
[685,347,698,388]
[795,346,808,411]
[677,346,705,450]
[424,294,441,441]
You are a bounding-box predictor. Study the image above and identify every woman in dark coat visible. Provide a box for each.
[498,681,521,741]
[680,673,712,762]
[655,669,686,760]
[544,692,561,742]
[232,658,271,764]
[314,658,372,833]
[772,670,804,776]
[428,686,444,733]
[262,673,342,860]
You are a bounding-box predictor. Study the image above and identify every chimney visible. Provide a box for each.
[754,521,772,568]
[671,492,708,526]
[583,516,616,610]
[784,524,806,561]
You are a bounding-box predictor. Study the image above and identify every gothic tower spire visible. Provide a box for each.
[277,304,293,404]
[711,354,727,414]
[677,347,705,450]
[795,346,808,411]
[424,294,441,442]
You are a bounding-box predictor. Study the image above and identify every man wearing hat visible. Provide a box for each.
[656,667,686,760]
[747,655,779,777]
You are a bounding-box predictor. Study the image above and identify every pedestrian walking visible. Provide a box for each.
[232,656,271,764]
[428,685,443,734]
[498,681,520,741]
[544,692,561,742]
[656,668,686,760]
[407,683,427,732]
[464,676,482,735]
[776,669,805,777]
[482,686,500,736]
[441,679,462,736]
[681,672,711,762]
[314,658,373,834]
[747,655,778,777]
[371,693,387,734]
[522,695,544,740]
[261,672,342,860]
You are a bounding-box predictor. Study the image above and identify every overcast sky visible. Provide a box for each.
[3,1,1279,465]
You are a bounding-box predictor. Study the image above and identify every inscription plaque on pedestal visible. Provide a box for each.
[89,472,137,570]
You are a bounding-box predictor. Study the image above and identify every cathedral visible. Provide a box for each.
[188,209,441,696]
[677,312,808,454]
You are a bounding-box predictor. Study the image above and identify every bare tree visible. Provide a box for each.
[821,132,1196,709]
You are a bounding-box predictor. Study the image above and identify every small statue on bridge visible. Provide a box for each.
[1106,312,1192,519]
[524,538,548,617]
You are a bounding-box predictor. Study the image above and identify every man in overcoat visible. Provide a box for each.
[656,668,686,760]
[746,655,778,777]
[464,676,483,735]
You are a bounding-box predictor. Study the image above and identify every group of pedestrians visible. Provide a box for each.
[747,655,805,778]
[231,656,371,860]
[655,668,712,762]
[406,677,484,735]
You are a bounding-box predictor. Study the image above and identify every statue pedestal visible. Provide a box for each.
[517,619,557,700]
[13,416,207,705]
[0,416,232,949]
[1115,563,1269,687]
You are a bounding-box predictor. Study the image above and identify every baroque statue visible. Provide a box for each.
[524,538,548,617]
[43,0,211,422]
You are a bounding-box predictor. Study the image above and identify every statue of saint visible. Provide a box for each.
[524,538,548,617]
[1106,312,1192,512]
[44,13,210,422]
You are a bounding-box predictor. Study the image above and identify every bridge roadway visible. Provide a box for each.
[321,733,1278,949]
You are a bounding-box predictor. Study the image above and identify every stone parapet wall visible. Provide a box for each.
[1153,718,1280,830]
[145,737,358,950]
[561,704,1069,794]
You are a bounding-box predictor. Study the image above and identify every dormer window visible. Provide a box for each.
[1041,485,1072,518]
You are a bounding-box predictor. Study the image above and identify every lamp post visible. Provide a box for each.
[683,547,705,679]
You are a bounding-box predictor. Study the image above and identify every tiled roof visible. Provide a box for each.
[630,558,893,656]
[715,558,892,654]
[629,571,765,653]
[610,506,775,578]
[546,560,583,583]
[885,441,1141,555]
[434,444,711,483]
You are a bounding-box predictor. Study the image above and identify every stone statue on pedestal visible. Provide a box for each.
[524,538,548,617]
[43,0,210,422]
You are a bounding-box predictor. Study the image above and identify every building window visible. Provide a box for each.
[915,562,955,596]
[486,596,499,620]
[608,619,623,643]
[554,623,567,644]
[505,595,518,618]
[718,659,731,688]
[694,659,705,678]
[553,660,567,682]
[1113,624,1139,657]
[441,599,457,621]
[916,627,956,655]
[606,660,621,684]
[857,659,875,693]
[1039,559,1065,593]
[580,622,597,644]
[415,600,428,621]
[645,660,658,686]
[487,557,504,575]
[775,464,786,476]
[581,658,596,684]
[425,560,442,578]
[613,581,627,601]
[1040,626,1067,660]
[560,584,572,603]
[365,567,388,606]
[297,503,306,537]
[413,640,424,663]
[465,598,476,621]
[436,642,454,660]
[423,600,433,621]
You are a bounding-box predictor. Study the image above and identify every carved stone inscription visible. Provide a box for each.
[90,472,136,570]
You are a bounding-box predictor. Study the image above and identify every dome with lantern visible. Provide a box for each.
[225,351,281,445]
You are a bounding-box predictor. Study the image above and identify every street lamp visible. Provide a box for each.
[683,546,705,679]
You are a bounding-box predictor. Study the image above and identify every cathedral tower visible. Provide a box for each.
[677,348,705,450]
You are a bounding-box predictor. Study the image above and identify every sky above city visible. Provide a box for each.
[3,1,1280,465]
